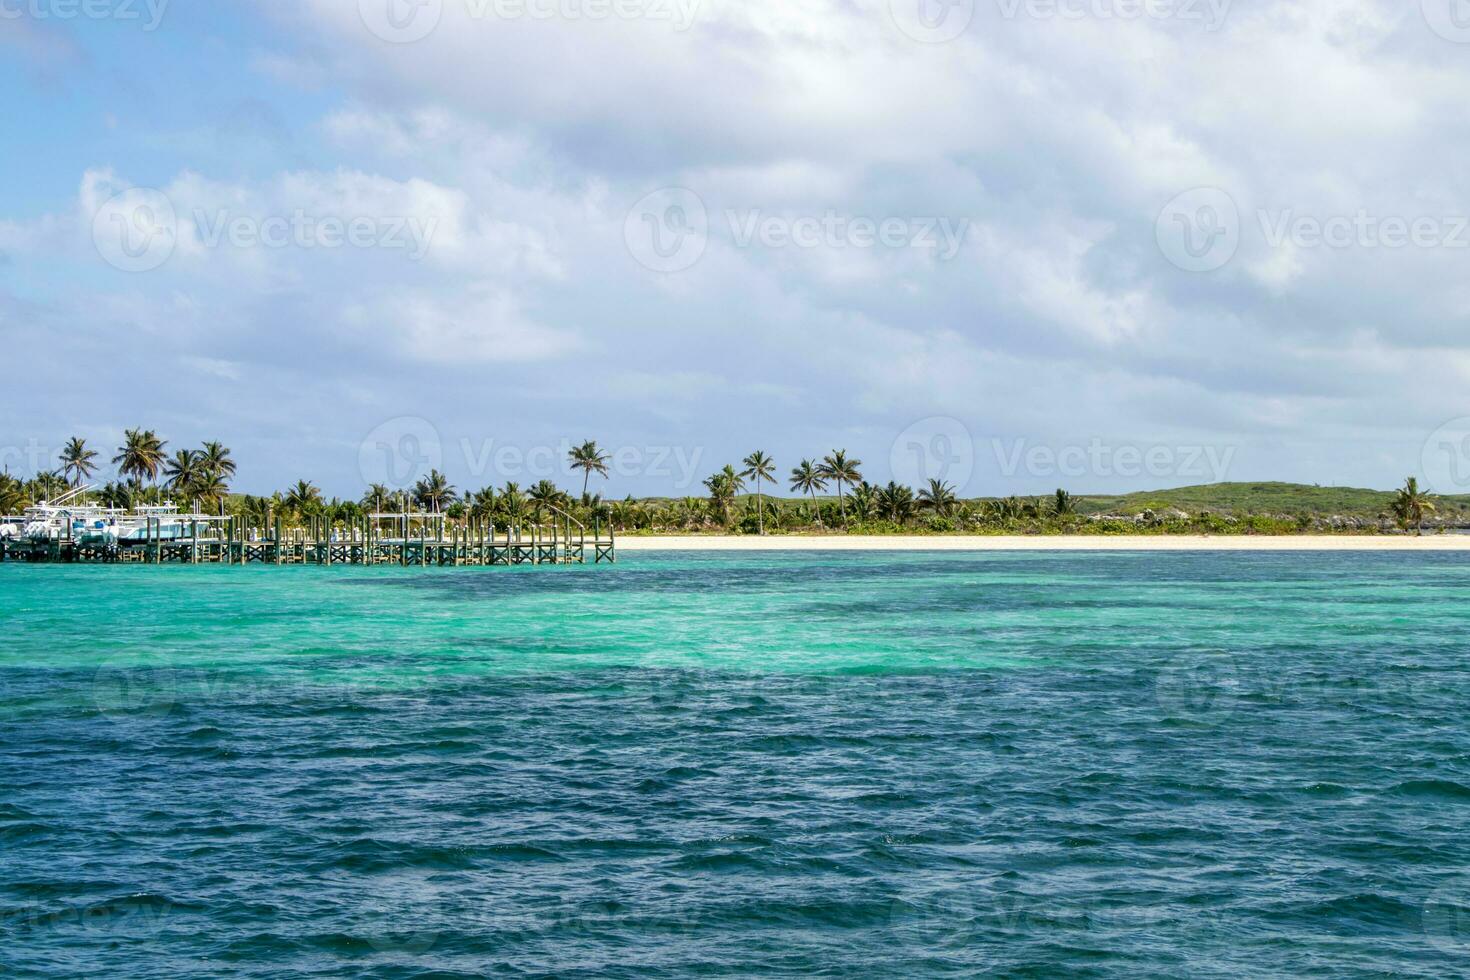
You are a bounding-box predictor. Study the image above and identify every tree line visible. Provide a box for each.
[0,432,1443,535]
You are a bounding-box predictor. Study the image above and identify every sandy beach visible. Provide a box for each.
[617,535,1470,551]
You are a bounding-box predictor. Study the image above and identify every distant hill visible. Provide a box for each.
[1072,482,1470,519]
[632,482,1470,519]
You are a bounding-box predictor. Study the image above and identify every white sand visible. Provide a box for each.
[616,535,1470,551]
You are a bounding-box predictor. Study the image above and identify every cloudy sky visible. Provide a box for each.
[3,0,1469,498]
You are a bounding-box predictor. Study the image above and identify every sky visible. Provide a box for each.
[3,0,1470,500]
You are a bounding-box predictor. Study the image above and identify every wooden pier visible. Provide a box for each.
[0,510,615,567]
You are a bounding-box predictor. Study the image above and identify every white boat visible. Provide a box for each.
[70,504,202,548]
[111,505,199,545]
[0,486,106,555]
[13,486,103,543]
[1,489,207,555]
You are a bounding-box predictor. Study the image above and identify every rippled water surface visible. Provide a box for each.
[3,551,1470,977]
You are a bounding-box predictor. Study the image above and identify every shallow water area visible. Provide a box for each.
[3,551,1470,977]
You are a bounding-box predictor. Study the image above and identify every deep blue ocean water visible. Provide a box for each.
[3,550,1470,977]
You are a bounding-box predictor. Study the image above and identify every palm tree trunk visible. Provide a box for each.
[757,476,764,535]
[837,478,848,528]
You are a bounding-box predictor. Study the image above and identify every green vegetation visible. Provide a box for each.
[1075,481,1470,519]
[6,433,1469,536]
[1391,477,1437,535]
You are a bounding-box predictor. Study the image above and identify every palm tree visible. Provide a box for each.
[0,472,27,513]
[192,471,230,515]
[703,470,732,526]
[241,494,272,527]
[877,481,915,522]
[164,449,203,507]
[468,487,498,521]
[569,440,612,503]
[983,496,1028,523]
[1052,489,1076,516]
[200,441,235,481]
[30,470,67,503]
[849,481,876,522]
[672,496,705,530]
[741,451,776,535]
[1392,476,1437,535]
[361,483,392,514]
[917,479,957,517]
[789,459,828,527]
[60,437,98,487]
[190,443,236,514]
[529,479,569,519]
[818,450,863,528]
[499,482,529,524]
[413,469,457,513]
[703,465,745,527]
[284,480,322,517]
[113,429,167,487]
[96,481,133,511]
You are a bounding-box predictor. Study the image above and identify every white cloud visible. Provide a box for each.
[343,285,582,365]
[6,1,1470,492]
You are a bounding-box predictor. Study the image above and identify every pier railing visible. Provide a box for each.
[0,511,616,567]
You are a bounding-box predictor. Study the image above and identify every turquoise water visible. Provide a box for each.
[3,551,1470,977]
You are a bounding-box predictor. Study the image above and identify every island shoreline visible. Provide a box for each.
[616,535,1470,551]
